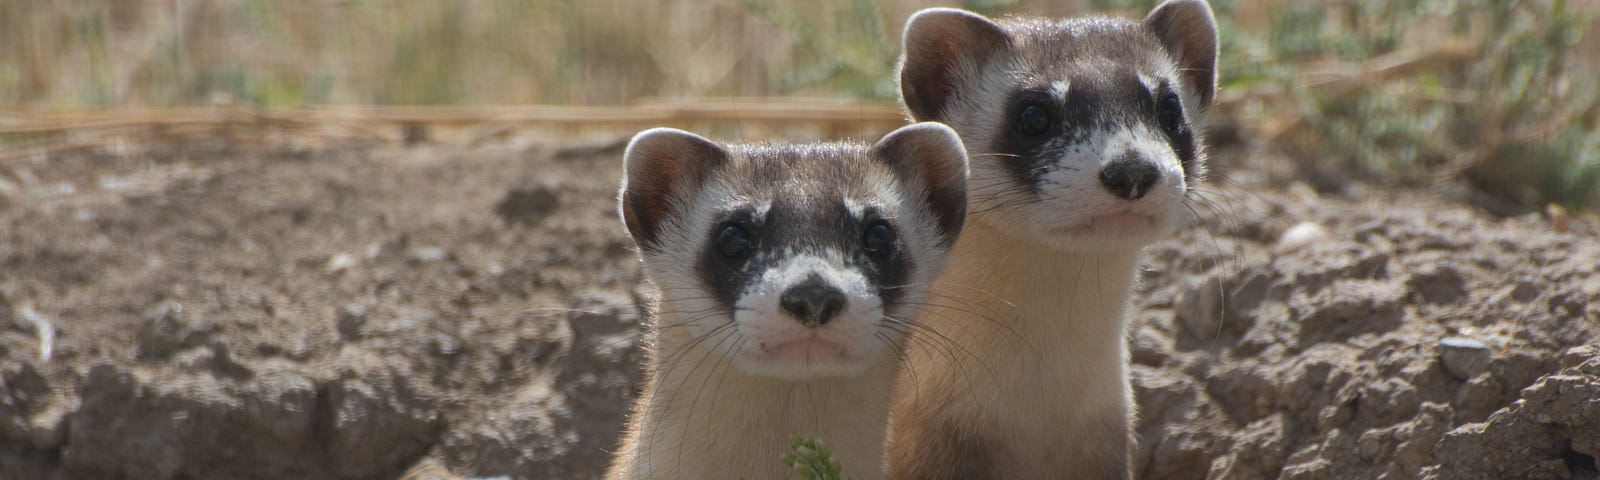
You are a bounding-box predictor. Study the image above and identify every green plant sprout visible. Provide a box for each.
[783,434,843,480]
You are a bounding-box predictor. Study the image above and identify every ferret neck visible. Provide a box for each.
[624,323,897,479]
[928,218,1143,346]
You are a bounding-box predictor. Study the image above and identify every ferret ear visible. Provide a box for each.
[871,122,970,245]
[1144,0,1219,109]
[618,128,729,251]
[898,8,1011,122]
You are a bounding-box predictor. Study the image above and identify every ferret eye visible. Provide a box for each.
[717,225,751,258]
[862,222,894,256]
[1015,104,1054,136]
[1156,93,1184,137]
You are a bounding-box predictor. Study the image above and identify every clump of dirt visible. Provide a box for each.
[1,139,1596,479]
[494,184,562,226]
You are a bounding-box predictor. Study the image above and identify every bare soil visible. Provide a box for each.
[1,137,1597,480]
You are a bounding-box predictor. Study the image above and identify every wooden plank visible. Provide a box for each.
[0,101,906,136]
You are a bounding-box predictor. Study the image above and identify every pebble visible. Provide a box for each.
[1275,221,1329,253]
[1439,337,1494,380]
[324,253,357,274]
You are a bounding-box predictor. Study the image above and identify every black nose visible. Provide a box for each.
[1099,156,1160,200]
[779,275,847,327]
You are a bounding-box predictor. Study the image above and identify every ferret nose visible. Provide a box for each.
[1099,156,1160,200]
[780,275,847,327]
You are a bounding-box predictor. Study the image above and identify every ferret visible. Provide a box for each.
[606,123,970,479]
[884,0,1218,478]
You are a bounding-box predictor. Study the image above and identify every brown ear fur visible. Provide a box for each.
[898,8,1011,122]
[618,128,729,250]
[870,122,970,245]
[1144,0,1219,109]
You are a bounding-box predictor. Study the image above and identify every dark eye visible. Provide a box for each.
[717,225,751,258]
[1156,93,1185,137]
[1015,104,1054,136]
[862,222,894,256]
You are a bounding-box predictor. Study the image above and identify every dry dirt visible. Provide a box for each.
[1,136,1597,480]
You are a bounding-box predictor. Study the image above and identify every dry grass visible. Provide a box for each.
[1,0,961,107]
[3,0,1598,209]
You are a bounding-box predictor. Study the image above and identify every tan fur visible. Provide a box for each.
[888,219,1138,479]
[886,2,1215,477]
[398,458,468,480]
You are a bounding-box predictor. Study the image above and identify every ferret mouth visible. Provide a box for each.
[756,336,850,365]
[1056,210,1160,235]
[733,333,877,379]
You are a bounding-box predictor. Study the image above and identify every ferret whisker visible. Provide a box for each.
[883,315,996,406]
[649,322,734,405]
[894,298,1037,356]
[657,325,738,460]
[1177,198,1244,355]
[885,314,1002,386]
[970,152,1024,159]
[680,333,743,471]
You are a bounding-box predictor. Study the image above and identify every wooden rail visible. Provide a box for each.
[0,100,908,160]
[0,101,906,135]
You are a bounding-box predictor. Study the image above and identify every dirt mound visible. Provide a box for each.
[1,142,644,479]
[1,140,1596,479]
[1132,172,1600,480]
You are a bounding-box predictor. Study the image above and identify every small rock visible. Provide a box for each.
[325,253,358,274]
[1439,337,1494,380]
[1276,221,1330,253]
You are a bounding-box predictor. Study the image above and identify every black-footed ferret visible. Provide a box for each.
[886,0,1217,478]
[607,123,969,479]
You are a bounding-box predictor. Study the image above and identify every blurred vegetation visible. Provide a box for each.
[2,0,1597,210]
[1091,0,1600,210]
[1254,0,1599,211]
[0,0,912,106]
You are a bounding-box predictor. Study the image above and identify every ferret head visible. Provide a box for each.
[619,123,969,380]
[898,0,1217,251]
